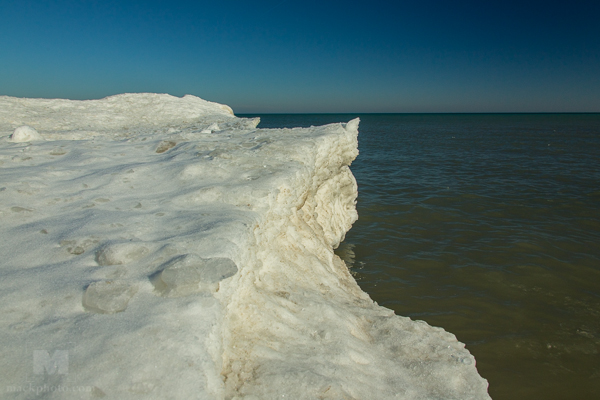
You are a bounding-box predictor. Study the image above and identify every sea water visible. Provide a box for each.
[241,113,600,399]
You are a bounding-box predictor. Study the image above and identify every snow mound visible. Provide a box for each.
[82,280,138,314]
[152,255,238,297]
[0,94,490,399]
[10,125,43,142]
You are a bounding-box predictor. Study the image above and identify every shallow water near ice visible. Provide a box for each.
[243,113,600,399]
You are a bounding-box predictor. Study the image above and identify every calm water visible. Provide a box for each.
[241,113,600,399]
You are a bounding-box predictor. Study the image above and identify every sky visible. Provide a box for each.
[1,0,599,113]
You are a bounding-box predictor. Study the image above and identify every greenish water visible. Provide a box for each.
[242,113,600,399]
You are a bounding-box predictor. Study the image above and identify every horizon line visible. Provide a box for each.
[237,111,600,115]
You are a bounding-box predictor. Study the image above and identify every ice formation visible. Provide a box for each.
[0,93,490,399]
[10,125,43,142]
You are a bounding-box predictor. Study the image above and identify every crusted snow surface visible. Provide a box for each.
[0,93,490,399]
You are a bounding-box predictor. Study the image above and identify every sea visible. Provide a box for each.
[240,113,600,400]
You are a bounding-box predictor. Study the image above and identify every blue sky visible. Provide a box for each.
[1,0,599,113]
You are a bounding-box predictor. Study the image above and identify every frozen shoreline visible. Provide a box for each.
[0,93,490,399]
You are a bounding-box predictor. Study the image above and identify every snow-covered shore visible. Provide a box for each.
[0,93,490,399]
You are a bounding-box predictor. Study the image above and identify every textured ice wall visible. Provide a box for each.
[0,93,490,399]
[217,120,490,400]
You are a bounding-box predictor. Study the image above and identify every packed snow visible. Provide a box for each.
[0,93,490,399]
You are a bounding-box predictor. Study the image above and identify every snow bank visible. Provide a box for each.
[0,93,490,399]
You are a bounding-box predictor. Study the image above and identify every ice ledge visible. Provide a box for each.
[0,94,490,399]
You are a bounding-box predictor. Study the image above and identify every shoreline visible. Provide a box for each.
[0,93,490,399]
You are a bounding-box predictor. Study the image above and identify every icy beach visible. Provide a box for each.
[0,94,490,399]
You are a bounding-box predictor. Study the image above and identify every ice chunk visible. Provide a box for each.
[344,117,360,133]
[152,254,238,296]
[156,140,177,153]
[201,122,221,133]
[82,280,138,314]
[10,125,43,142]
[95,242,150,266]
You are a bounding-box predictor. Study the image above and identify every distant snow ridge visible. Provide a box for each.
[0,93,490,399]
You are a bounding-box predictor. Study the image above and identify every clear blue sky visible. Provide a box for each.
[1,0,599,113]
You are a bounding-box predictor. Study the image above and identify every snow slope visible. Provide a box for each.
[0,93,490,399]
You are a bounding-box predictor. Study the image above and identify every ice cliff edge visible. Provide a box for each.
[0,93,490,399]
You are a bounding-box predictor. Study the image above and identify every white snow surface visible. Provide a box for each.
[0,93,490,399]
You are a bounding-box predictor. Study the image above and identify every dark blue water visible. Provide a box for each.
[241,113,600,399]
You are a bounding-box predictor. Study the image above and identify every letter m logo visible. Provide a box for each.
[33,350,68,375]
